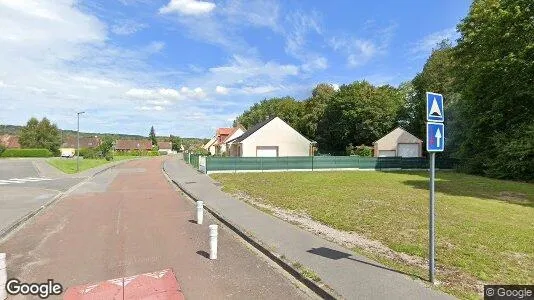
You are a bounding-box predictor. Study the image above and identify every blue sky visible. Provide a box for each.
[0,0,470,138]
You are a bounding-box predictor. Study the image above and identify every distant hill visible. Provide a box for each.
[0,124,209,145]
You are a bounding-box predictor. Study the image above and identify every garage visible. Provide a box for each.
[256,146,278,157]
[373,127,423,158]
[397,143,419,157]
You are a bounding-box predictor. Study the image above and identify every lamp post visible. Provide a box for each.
[77,111,85,172]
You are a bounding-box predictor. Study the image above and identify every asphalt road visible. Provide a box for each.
[0,158,83,237]
[0,157,310,299]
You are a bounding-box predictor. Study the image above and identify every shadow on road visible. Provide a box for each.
[307,247,427,282]
[196,250,210,259]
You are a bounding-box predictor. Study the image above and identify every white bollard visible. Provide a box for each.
[0,253,7,300]
[209,225,218,260]
[196,201,204,225]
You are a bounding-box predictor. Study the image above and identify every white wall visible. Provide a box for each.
[240,117,310,157]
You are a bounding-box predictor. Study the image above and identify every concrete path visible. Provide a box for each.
[0,157,310,299]
[164,158,454,300]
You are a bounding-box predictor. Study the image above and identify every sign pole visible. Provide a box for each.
[429,152,436,284]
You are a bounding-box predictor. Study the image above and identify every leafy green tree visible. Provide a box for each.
[19,117,61,155]
[453,0,534,180]
[235,96,304,130]
[316,81,404,153]
[301,83,337,140]
[149,126,157,146]
[170,135,182,152]
[98,136,114,160]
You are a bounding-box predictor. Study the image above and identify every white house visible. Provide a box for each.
[373,127,423,157]
[203,136,217,155]
[227,117,313,157]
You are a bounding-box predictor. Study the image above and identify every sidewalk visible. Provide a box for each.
[164,158,454,300]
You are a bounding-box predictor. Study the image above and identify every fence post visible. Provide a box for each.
[205,156,208,173]
[260,157,263,172]
[311,155,314,171]
[234,157,237,173]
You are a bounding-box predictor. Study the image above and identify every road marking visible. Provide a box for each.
[0,177,53,185]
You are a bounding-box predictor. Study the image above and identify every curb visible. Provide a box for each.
[162,162,339,300]
[0,159,132,241]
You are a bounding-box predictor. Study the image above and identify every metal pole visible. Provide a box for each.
[429,152,436,283]
[77,113,80,172]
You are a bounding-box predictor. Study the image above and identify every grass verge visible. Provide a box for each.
[47,156,137,174]
[212,171,534,299]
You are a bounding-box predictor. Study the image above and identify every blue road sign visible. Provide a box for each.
[427,122,445,152]
[426,92,444,122]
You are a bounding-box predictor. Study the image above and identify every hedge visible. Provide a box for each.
[1,148,53,157]
[114,150,160,156]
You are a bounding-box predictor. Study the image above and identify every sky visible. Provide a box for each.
[0,0,471,138]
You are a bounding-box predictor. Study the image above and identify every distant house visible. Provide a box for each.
[204,125,245,155]
[203,137,217,155]
[115,139,153,152]
[227,117,312,157]
[60,136,101,157]
[0,135,20,149]
[373,127,423,157]
[157,141,173,155]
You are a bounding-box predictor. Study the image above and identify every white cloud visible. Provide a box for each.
[330,37,378,67]
[209,55,299,80]
[159,0,216,16]
[240,85,279,95]
[125,87,206,101]
[144,41,165,53]
[137,105,164,111]
[410,27,458,56]
[332,83,340,91]
[301,56,328,72]
[111,20,147,35]
[215,85,229,95]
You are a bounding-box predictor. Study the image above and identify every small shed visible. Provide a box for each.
[373,127,422,157]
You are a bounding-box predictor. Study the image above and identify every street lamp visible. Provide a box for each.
[77,111,85,172]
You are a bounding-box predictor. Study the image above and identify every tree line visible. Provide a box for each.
[234,0,533,181]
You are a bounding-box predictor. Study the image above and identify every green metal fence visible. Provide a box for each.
[185,153,200,169]
[205,156,456,173]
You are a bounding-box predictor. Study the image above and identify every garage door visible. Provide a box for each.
[378,150,396,157]
[397,143,419,157]
[256,146,278,157]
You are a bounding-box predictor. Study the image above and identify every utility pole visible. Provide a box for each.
[77,111,85,172]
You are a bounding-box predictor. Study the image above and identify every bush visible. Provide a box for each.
[78,148,98,159]
[148,150,160,156]
[114,150,158,156]
[0,144,5,156]
[1,148,52,157]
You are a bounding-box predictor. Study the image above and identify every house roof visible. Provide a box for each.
[230,116,276,143]
[157,141,172,149]
[61,136,101,148]
[115,139,153,150]
[373,127,422,144]
[0,135,20,148]
[216,127,234,136]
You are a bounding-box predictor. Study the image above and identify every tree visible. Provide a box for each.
[19,117,61,155]
[453,0,534,180]
[235,96,304,130]
[301,83,337,140]
[170,135,182,152]
[316,81,404,153]
[98,136,114,160]
[149,126,157,146]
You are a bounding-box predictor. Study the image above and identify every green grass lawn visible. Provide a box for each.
[211,171,534,299]
[47,156,138,174]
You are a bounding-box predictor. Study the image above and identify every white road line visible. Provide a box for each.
[0,177,53,185]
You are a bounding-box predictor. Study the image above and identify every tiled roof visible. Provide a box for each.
[61,136,101,149]
[232,116,276,143]
[216,128,233,136]
[0,135,20,148]
[115,139,153,150]
[157,141,172,149]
